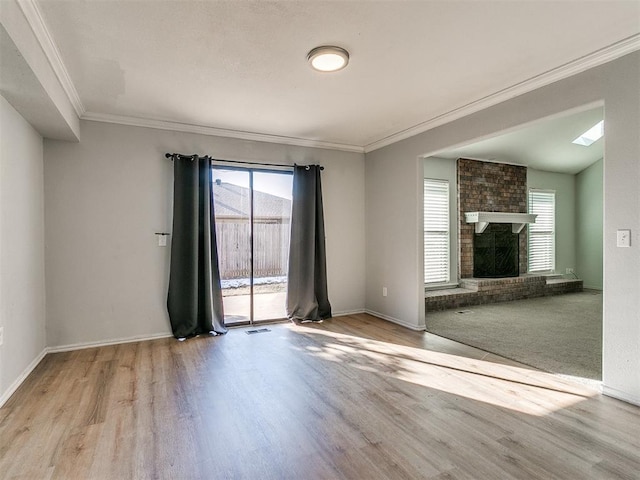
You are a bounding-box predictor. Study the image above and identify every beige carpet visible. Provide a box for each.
[426,291,602,380]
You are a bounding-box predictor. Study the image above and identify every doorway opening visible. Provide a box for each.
[423,104,604,383]
[212,166,293,326]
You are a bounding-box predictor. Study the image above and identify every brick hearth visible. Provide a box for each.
[425,275,583,312]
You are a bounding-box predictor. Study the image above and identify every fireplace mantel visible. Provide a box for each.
[465,211,537,234]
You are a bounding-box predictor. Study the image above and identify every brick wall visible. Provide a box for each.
[457,158,528,278]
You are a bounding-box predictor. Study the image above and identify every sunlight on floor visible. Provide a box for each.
[294,324,599,417]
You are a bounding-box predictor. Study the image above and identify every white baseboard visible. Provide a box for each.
[331,309,366,317]
[48,331,174,353]
[364,309,426,331]
[602,385,640,407]
[0,348,48,408]
[583,285,603,292]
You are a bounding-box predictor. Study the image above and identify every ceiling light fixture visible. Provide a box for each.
[572,120,604,146]
[307,46,349,72]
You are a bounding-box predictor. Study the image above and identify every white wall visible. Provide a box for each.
[527,168,576,276]
[0,95,46,405]
[365,147,425,330]
[424,156,458,286]
[576,159,603,289]
[44,120,365,348]
[599,54,640,404]
[364,51,640,404]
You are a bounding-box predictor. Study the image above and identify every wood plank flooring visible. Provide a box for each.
[1,313,639,479]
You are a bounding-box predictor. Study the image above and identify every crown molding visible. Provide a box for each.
[17,0,85,117]
[81,112,365,154]
[364,34,640,153]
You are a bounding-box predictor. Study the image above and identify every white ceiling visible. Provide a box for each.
[6,1,640,153]
[434,105,604,174]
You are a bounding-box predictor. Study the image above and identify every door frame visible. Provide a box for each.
[211,163,293,325]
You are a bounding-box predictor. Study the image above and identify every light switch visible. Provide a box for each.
[158,235,167,247]
[617,229,631,248]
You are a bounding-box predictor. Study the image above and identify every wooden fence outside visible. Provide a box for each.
[215,217,290,279]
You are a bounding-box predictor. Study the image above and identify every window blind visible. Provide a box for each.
[424,179,450,284]
[528,190,555,272]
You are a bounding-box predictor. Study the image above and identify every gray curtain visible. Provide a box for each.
[167,156,227,338]
[287,165,332,321]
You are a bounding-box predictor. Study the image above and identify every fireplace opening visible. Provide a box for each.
[473,223,519,278]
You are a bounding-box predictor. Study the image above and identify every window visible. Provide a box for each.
[528,189,555,272]
[424,179,449,284]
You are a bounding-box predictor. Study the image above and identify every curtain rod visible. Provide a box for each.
[165,153,324,170]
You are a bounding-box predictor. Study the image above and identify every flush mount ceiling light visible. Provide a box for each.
[307,46,349,72]
[572,120,604,146]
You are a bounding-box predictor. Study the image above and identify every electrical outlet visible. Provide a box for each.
[0,327,4,346]
[382,287,388,297]
[566,268,574,274]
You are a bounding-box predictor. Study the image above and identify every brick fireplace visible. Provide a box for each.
[457,158,528,278]
[425,158,582,312]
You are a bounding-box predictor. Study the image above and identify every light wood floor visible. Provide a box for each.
[1,313,639,479]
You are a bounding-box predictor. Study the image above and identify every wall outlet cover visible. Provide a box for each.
[617,229,631,248]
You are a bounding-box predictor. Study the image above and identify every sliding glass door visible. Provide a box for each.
[212,166,292,325]
[251,171,292,321]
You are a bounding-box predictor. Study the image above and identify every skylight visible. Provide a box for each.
[572,120,604,146]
